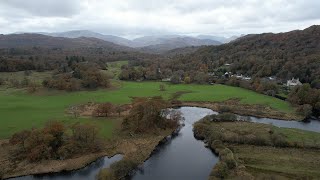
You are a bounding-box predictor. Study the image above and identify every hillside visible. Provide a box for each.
[139,37,221,54]
[178,25,320,83]
[0,33,134,51]
[43,30,133,47]
[0,33,162,72]
[32,31,224,52]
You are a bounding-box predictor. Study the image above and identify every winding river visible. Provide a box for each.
[10,107,320,180]
[132,107,219,180]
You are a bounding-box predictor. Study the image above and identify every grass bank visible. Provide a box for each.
[193,119,320,179]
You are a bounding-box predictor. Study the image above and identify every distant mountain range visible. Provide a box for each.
[5,30,240,54]
[196,35,240,43]
[42,30,133,47]
[0,33,134,52]
[11,30,238,53]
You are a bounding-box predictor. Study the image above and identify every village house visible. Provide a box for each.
[161,77,171,82]
[286,78,302,87]
[233,74,252,81]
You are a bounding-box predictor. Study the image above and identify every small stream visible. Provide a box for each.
[9,107,320,180]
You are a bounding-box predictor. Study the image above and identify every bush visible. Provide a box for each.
[219,148,237,170]
[211,162,228,178]
[0,78,4,86]
[97,168,115,180]
[271,133,288,147]
[110,159,138,178]
[159,84,166,91]
[219,113,237,122]
[193,123,209,140]
[296,104,313,118]
[224,153,237,169]
[204,113,237,122]
[208,131,224,142]
[218,105,231,113]
[210,140,224,152]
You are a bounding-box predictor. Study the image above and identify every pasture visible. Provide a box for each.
[0,80,294,139]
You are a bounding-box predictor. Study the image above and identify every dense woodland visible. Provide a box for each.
[120,25,320,83]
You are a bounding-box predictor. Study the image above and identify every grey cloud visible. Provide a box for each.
[0,0,319,37]
[0,0,84,17]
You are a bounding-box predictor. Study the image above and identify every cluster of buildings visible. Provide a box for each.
[223,72,252,81]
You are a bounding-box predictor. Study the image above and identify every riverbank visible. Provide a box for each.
[98,107,216,180]
[0,128,175,179]
[179,100,303,121]
[193,119,320,179]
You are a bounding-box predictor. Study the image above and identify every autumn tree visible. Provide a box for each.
[122,97,179,134]
[94,103,115,117]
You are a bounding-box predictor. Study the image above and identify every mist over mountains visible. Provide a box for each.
[24,30,238,53]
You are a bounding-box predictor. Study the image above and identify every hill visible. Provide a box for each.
[0,33,134,51]
[177,25,320,83]
[43,30,133,47]
[197,35,240,43]
[139,36,221,54]
[0,33,163,72]
[31,31,224,53]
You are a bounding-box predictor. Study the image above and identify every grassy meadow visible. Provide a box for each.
[0,69,295,139]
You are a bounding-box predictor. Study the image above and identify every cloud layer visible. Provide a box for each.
[0,0,320,38]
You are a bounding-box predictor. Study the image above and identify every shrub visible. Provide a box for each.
[219,113,237,122]
[271,133,288,147]
[218,106,231,113]
[159,84,166,91]
[0,78,4,86]
[296,104,313,118]
[97,168,115,180]
[193,123,209,140]
[205,113,237,122]
[219,149,237,169]
[252,136,269,146]
[210,140,224,152]
[208,131,224,142]
[110,159,138,178]
[211,162,229,178]
[225,154,237,169]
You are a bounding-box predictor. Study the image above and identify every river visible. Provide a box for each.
[9,107,320,180]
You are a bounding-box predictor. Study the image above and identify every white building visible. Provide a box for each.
[287,78,302,87]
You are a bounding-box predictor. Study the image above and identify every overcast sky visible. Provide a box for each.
[0,0,320,38]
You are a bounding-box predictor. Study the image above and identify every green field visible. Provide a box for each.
[0,80,294,139]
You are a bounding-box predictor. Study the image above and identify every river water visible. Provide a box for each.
[9,107,320,180]
[10,154,123,180]
[131,107,219,180]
